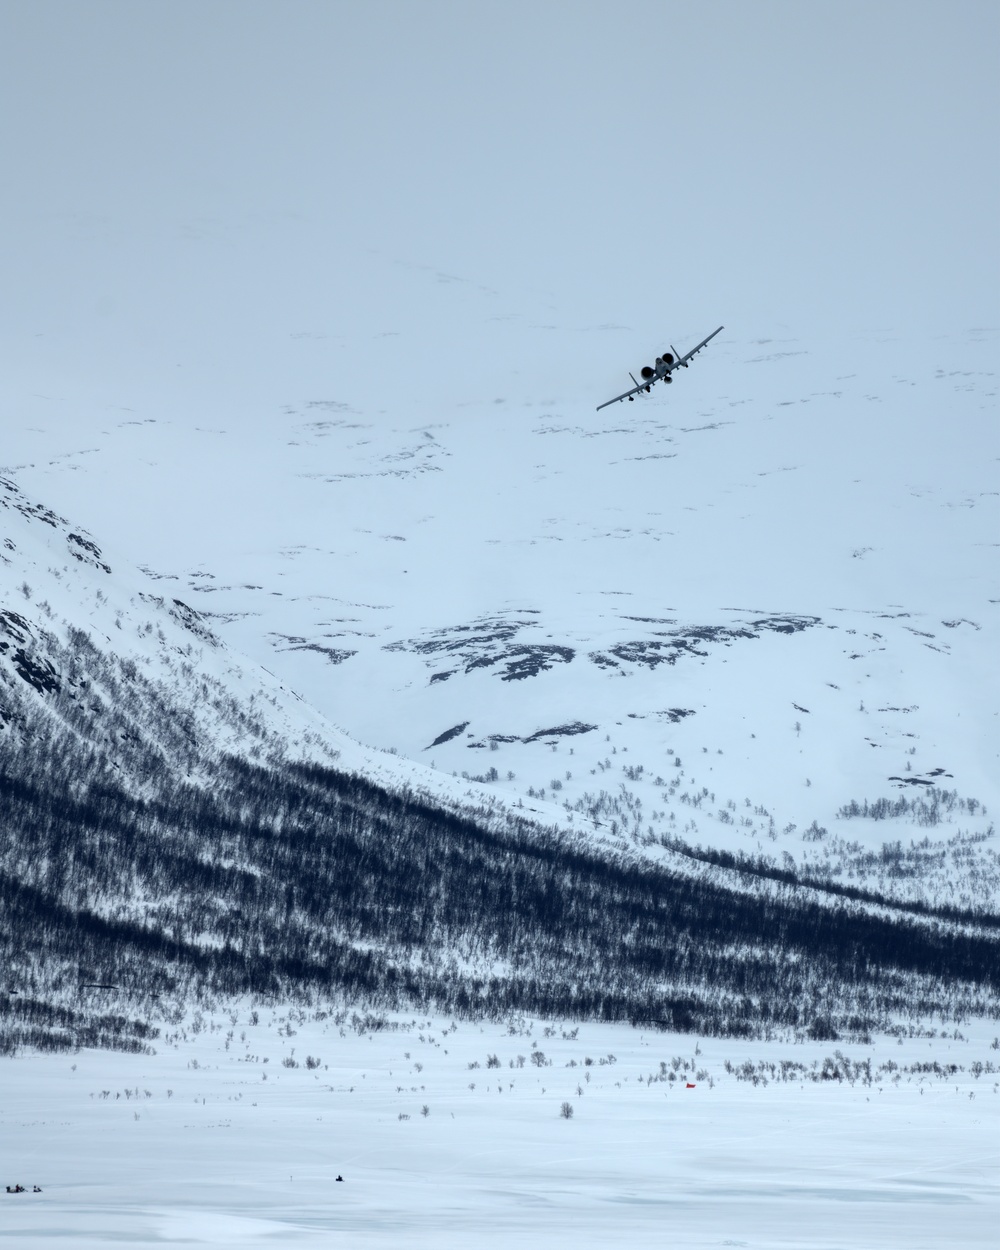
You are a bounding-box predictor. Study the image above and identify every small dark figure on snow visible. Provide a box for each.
[335,1174,344,1182]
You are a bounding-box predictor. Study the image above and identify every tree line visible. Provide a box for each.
[2,721,999,1055]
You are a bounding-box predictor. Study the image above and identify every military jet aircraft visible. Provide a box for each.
[596,325,723,411]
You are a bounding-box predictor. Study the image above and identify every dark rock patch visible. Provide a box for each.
[889,768,954,787]
[67,533,111,575]
[589,653,620,670]
[168,599,219,646]
[426,722,470,749]
[387,614,574,681]
[749,616,819,635]
[0,611,32,645]
[285,643,356,665]
[137,595,220,647]
[468,645,575,681]
[522,721,597,744]
[12,649,60,695]
[591,615,821,671]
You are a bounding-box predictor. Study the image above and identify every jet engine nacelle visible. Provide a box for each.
[662,352,674,365]
[640,366,655,380]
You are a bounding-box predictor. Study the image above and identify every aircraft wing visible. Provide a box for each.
[596,376,655,411]
[670,324,724,369]
[596,326,723,411]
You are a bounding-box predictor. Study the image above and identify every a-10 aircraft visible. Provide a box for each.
[596,325,724,411]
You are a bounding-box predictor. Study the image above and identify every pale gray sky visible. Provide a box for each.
[2,0,997,406]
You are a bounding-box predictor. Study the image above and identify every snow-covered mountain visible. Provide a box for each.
[0,472,576,824]
[2,0,997,1074]
[6,324,997,913]
[0,475,337,773]
[3,464,999,1059]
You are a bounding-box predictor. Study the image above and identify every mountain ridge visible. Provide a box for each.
[1,472,998,1055]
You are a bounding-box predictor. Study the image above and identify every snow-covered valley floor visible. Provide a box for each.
[3,1010,998,1249]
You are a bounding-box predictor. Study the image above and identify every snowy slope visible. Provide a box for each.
[0,476,341,776]
[5,325,997,909]
[0,473,589,832]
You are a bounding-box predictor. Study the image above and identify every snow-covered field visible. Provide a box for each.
[4,1008,999,1249]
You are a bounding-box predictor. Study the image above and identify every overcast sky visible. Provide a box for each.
[2,0,997,414]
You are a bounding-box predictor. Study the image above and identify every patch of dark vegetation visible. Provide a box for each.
[839,790,978,823]
[725,1052,1000,1085]
[0,596,995,1053]
[0,993,156,1057]
[466,766,501,783]
[659,835,1000,931]
[1,668,999,1055]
